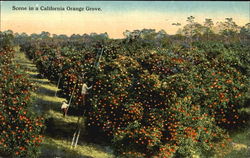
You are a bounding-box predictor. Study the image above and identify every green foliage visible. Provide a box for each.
[14,18,249,157]
[0,31,14,50]
[0,49,44,157]
[20,35,249,157]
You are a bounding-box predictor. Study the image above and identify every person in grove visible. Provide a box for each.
[61,100,69,117]
[81,81,92,105]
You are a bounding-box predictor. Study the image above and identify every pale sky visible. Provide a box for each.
[1,1,249,38]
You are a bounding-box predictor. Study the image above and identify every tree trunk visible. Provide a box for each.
[54,76,61,97]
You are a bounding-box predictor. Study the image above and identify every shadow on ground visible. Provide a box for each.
[37,86,57,97]
[31,78,51,85]
[34,97,62,112]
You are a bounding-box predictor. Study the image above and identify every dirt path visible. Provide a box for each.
[14,52,114,158]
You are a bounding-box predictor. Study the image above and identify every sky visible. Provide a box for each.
[1,1,249,39]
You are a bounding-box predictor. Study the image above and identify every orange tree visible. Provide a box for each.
[20,37,248,157]
[84,46,241,157]
[191,42,249,128]
[0,33,44,157]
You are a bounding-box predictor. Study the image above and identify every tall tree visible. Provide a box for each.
[219,18,239,42]
[183,16,203,43]
[239,23,250,43]
[204,18,214,40]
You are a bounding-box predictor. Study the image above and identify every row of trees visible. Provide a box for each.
[17,18,249,157]
[2,17,249,47]
[173,16,250,42]
[0,32,44,157]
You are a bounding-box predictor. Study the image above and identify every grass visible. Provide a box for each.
[47,110,79,124]
[225,105,250,157]
[226,126,250,158]
[41,137,113,158]
[225,130,250,158]
[14,52,114,158]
